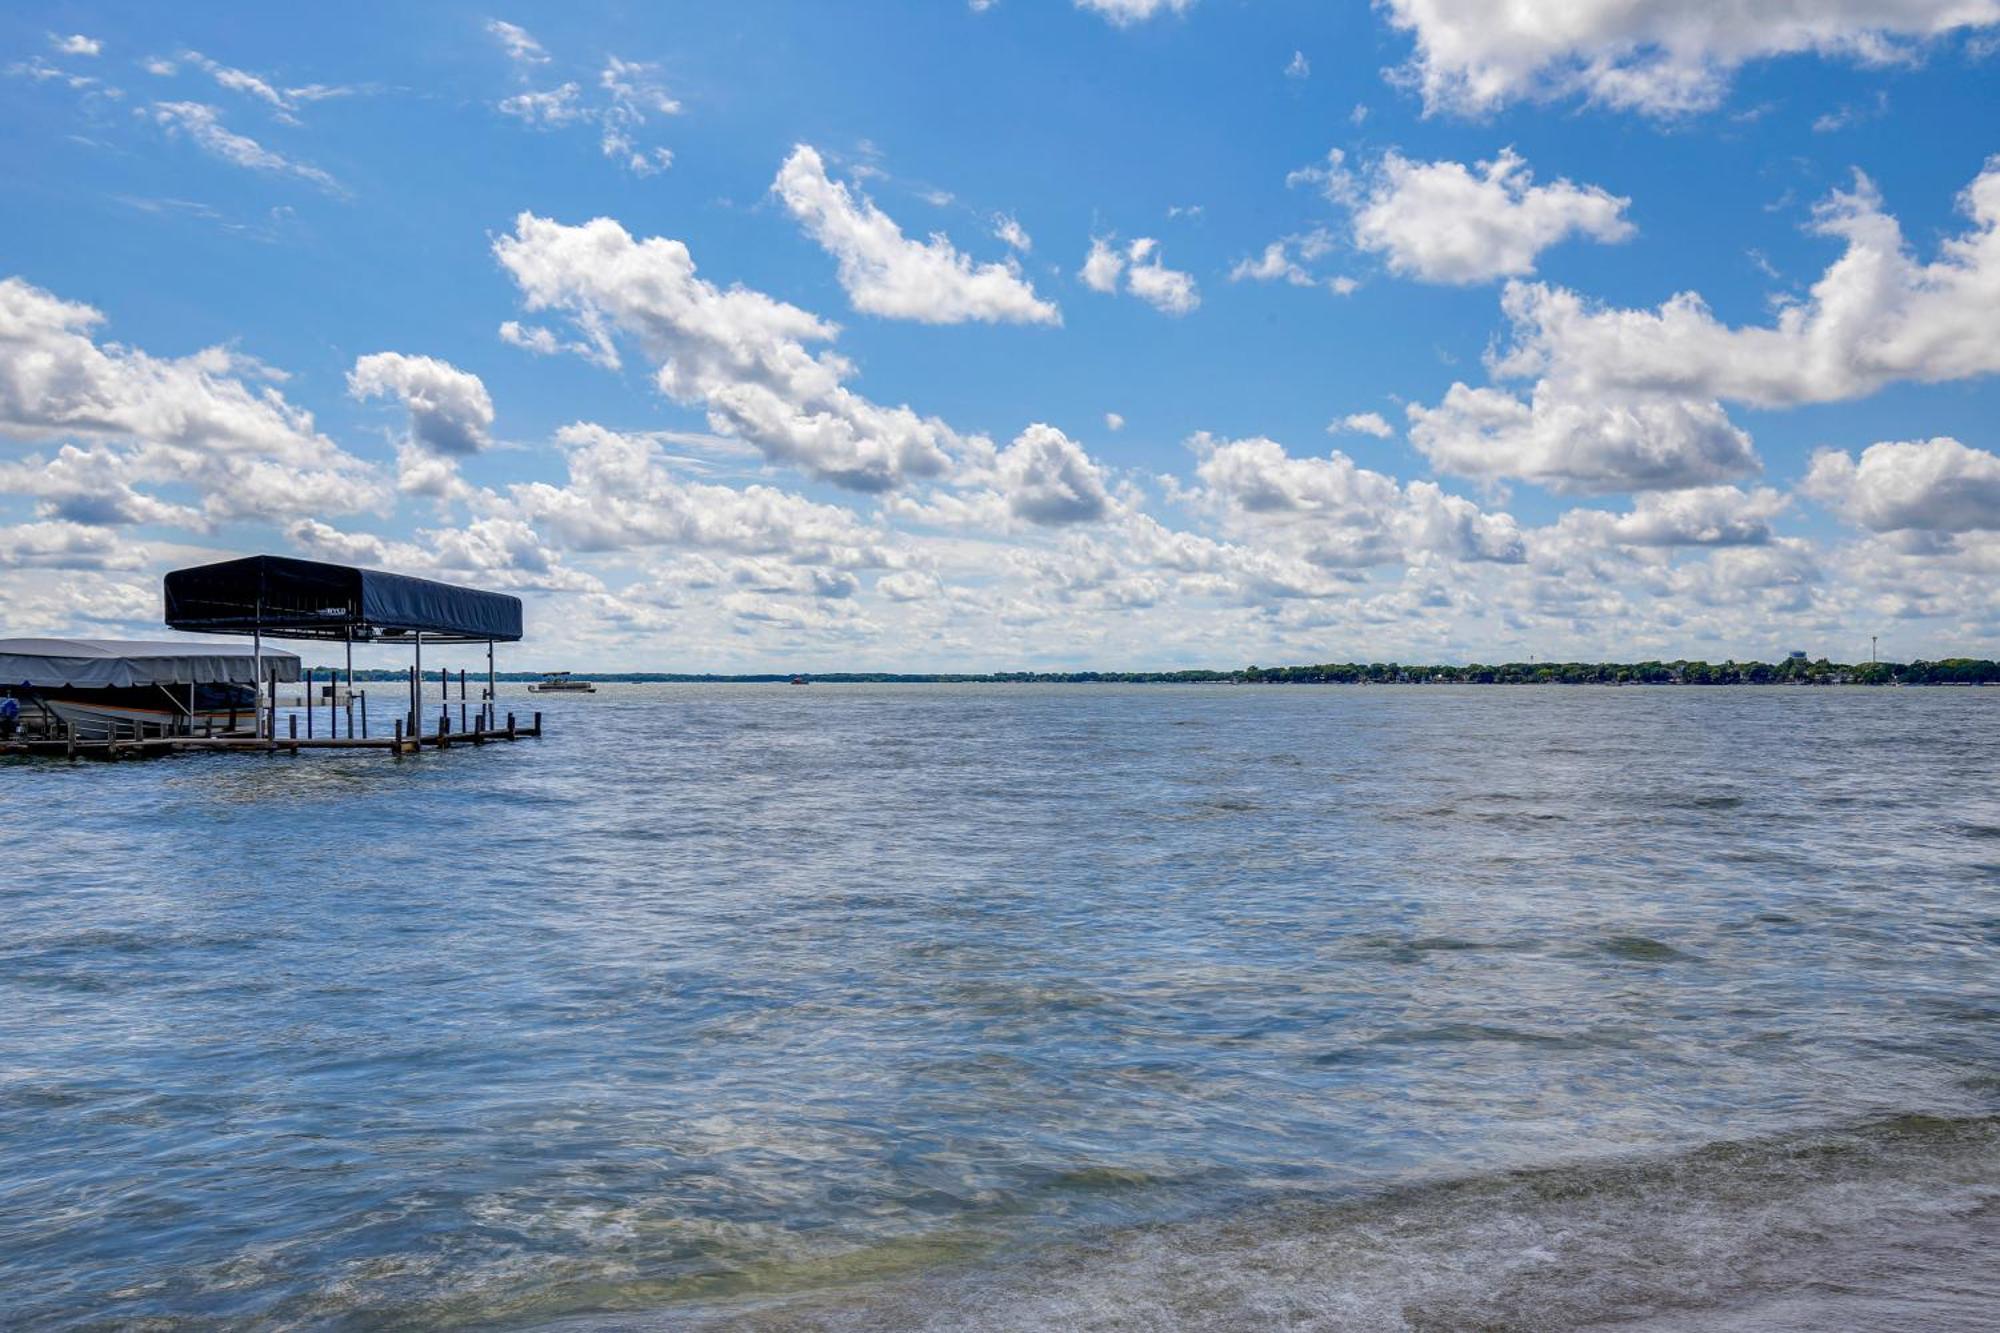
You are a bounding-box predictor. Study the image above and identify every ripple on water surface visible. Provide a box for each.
[0,684,1996,1329]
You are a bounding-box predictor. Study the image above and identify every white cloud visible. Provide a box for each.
[149,102,341,192]
[173,50,357,125]
[1566,486,1790,547]
[1191,434,1524,567]
[1486,164,2000,406]
[1804,437,2000,532]
[487,19,549,65]
[1080,236,1125,292]
[1231,241,1313,287]
[1321,148,1634,285]
[1105,412,1126,432]
[348,353,496,456]
[487,32,676,175]
[0,275,384,527]
[510,423,892,566]
[1285,50,1310,79]
[1332,412,1395,438]
[1408,159,2000,493]
[1382,0,2000,115]
[1124,238,1199,315]
[53,34,101,57]
[994,214,1032,251]
[494,212,962,491]
[773,145,1060,326]
[992,424,1113,524]
[1407,379,1758,494]
[0,521,142,571]
[1076,0,1195,25]
[498,83,585,126]
[597,56,679,176]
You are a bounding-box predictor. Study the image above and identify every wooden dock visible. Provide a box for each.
[2,712,542,760]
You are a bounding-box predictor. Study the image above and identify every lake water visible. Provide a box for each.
[4,684,1998,1329]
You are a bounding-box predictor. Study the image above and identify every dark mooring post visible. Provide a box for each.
[305,667,314,739]
[394,717,404,755]
[410,631,423,737]
[486,640,496,731]
[360,687,369,740]
[345,629,355,740]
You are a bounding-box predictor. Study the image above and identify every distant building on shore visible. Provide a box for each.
[1788,650,1808,661]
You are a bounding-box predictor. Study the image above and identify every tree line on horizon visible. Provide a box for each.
[311,657,2000,686]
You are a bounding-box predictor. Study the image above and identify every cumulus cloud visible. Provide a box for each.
[348,352,496,456]
[149,102,341,192]
[1566,486,1790,547]
[510,423,891,567]
[0,275,383,526]
[1407,378,1758,494]
[1381,0,2000,115]
[1332,412,1395,438]
[1076,0,1195,24]
[1332,148,1634,284]
[1084,236,1198,314]
[991,424,1113,524]
[1125,238,1200,314]
[494,213,960,490]
[773,145,1059,325]
[1407,159,2000,493]
[1804,437,2000,532]
[1191,434,1524,567]
[53,34,101,57]
[1229,229,1355,296]
[0,520,145,571]
[1079,237,1125,293]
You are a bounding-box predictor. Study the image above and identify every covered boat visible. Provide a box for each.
[0,638,301,740]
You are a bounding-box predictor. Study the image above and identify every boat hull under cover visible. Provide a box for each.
[35,684,258,739]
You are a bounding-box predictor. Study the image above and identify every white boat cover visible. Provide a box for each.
[0,638,302,689]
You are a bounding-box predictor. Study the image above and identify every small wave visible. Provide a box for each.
[1599,935,1698,962]
[608,1113,2000,1332]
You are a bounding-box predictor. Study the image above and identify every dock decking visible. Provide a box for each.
[2,712,543,760]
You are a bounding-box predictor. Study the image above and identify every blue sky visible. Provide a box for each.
[3,1,1998,670]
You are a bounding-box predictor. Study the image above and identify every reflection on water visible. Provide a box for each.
[1,685,1997,1329]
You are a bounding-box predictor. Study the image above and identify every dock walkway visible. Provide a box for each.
[1,714,543,760]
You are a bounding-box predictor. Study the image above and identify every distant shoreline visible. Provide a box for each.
[310,659,2000,686]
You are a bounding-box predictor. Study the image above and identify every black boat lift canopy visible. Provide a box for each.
[164,555,523,644]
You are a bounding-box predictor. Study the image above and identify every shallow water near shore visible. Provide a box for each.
[3,684,1997,1329]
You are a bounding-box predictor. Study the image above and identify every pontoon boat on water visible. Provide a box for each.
[527,671,595,693]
